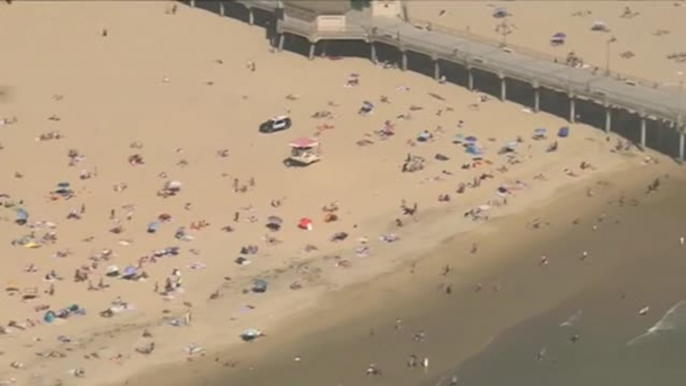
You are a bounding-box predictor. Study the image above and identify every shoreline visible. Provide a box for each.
[121,156,675,386]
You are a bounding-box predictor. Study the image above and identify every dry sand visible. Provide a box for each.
[0,2,677,386]
[407,1,686,87]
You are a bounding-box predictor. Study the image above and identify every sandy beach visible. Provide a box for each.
[0,2,682,386]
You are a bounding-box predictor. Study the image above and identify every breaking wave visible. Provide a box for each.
[627,300,686,346]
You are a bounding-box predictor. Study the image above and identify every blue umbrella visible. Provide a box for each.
[465,136,478,142]
[553,32,567,39]
[147,221,160,233]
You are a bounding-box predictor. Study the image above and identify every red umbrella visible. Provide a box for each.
[298,218,313,230]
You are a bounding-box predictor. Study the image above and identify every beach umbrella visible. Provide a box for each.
[534,128,547,135]
[106,265,120,277]
[298,217,313,231]
[558,126,570,138]
[252,279,268,293]
[465,136,478,142]
[493,7,508,18]
[553,32,567,39]
[123,266,137,278]
[240,328,262,342]
[267,215,283,225]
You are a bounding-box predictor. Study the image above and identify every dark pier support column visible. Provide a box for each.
[321,41,328,57]
[278,34,285,52]
[219,1,225,16]
[640,113,647,150]
[467,66,474,91]
[401,51,408,71]
[605,106,612,133]
[434,60,441,81]
[248,7,255,25]
[533,81,540,113]
[678,115,684,163]
[569,95,576,123]
[499,74,506,102]
[370,42,377,63]
[308,42,315,60]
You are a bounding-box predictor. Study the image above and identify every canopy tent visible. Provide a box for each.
[15,208,28,224]
[289,138,319,148]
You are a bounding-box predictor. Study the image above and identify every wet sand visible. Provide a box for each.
[128,158,685,386]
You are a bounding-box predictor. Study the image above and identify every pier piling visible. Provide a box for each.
[499,74,506,101]
[569,95,576,123]
[640,114,647,149]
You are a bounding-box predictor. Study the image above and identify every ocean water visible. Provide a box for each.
[431,185,686,386]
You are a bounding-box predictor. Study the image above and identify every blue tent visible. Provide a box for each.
[558,126,570,138]
[15,208,28,224]
[252,279,268,293]
[44,310,56,323]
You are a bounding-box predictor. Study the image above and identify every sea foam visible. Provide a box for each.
[627,300,686,346]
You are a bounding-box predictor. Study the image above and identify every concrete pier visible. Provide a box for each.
[605,107,612,133]
[248,7,254,25]
[434,60,440,81]
[308,42,315,60]
[533,87,540,113]
[467,67,474,91]
[219,1,225,16]
[370,43,377,63]
[401,51,407,71]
